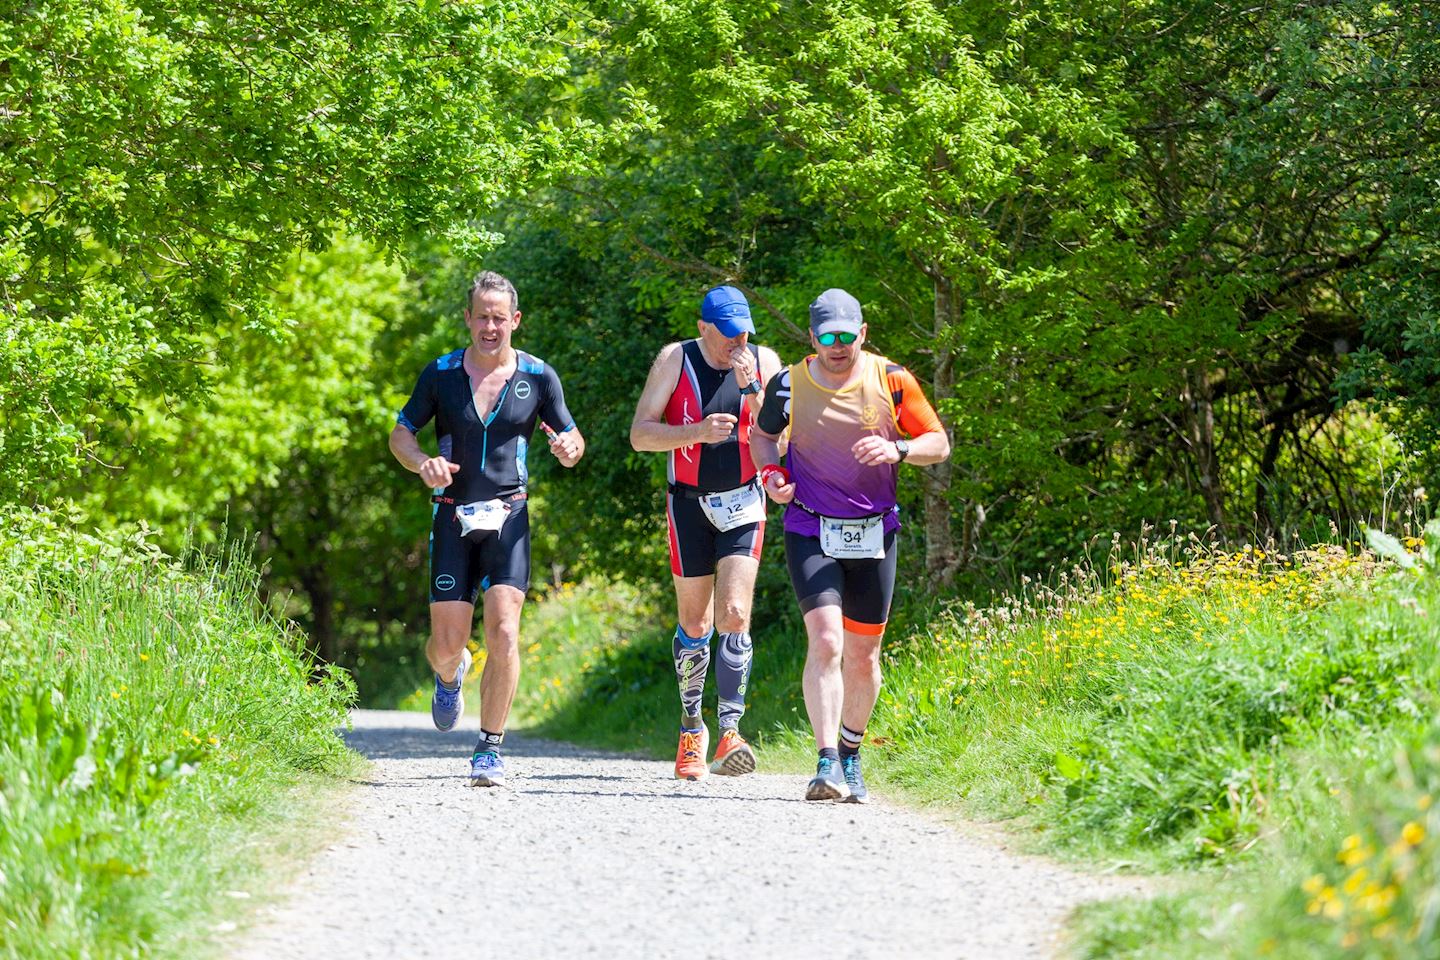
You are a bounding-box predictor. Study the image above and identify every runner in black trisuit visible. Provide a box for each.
[630,285,783,780]
[389,271,585,787]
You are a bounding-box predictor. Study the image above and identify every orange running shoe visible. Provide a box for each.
[709,729,756,776]
[674,725,709,780]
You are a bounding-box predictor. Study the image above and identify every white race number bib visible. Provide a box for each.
[456,499,510,536]
[819,514,886,559]
[697,482,767,533]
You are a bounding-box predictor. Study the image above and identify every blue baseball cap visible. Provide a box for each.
[700,285,755,338]
[809,288,863,336]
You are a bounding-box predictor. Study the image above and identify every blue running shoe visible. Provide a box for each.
[469,750,506,787]
[431,648,471,732]
[840,754,869,804]
[805,756,850,801]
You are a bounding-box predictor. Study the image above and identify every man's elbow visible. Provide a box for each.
[932,432,952,462]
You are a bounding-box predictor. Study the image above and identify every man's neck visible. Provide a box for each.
[465,346,516,377]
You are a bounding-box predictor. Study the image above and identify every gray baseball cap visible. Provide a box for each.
[809,288,863,336]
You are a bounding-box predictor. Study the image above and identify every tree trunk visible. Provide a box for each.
[1255,381,1301,537]
[299,565,338,665]
[923,272,961,587]
[1182,365,1227,534]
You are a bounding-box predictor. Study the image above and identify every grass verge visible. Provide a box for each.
[0,509,361,960]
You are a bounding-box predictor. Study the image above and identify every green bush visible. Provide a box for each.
[0,508,357,959]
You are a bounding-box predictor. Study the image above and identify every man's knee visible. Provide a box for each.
[715,597,751,634]
[805,622,844,664]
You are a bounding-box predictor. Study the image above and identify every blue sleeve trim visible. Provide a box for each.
[559,421,576,433]
[397,412,418,432]
[517,352,546,375]
[436,349,465,371]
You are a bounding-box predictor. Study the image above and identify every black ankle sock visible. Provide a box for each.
[839,742,860,760]
[818,747,839,762]
[476,728,504,754]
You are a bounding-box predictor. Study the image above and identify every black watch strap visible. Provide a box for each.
[895,438,910,462]
[739,377,763,396]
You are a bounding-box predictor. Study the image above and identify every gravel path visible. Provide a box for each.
[229,709,1146,960]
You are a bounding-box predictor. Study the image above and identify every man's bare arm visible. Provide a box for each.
[389,424,460,488]
[629,343,735,451]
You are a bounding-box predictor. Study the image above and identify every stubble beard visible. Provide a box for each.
[818,349,857,377]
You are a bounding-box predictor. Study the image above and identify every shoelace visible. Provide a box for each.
[435,678,460,705]
[473,751,501,769]
[679,732,703,759]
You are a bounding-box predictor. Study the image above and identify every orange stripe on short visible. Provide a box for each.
[843,617,886,637]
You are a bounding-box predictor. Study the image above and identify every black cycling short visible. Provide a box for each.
[784,528,898,635]
[429,498,530,603]
[666,486,765,578]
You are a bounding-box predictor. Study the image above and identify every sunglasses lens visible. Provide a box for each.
[818,332,856,346]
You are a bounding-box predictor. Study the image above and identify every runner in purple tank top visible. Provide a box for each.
[751,289,950,803]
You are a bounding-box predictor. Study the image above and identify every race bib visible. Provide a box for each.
[819,514,886,559]
[456,499,510,536]
[698,482,767,533]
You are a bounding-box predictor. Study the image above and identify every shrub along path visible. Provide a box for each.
[228,709,1148,960]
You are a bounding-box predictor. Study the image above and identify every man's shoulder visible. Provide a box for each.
[649,340,689,371]
[427,348,465,373]
[515,350,549,376]
[872,352,912,380]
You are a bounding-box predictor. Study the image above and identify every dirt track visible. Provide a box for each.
[228,709,1146,960]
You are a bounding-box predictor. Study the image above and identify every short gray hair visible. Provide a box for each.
[468,271,518,314]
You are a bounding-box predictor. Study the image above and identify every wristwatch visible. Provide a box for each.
[738,377,763,396]
[894,438,910,462]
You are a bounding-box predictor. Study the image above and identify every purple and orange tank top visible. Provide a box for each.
[757,351,943,538]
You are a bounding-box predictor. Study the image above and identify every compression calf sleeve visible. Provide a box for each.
[716,631,754,730]
[672,625,713,725]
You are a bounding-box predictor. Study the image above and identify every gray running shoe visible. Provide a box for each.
[468,750,506,787]
[805,756,850,801]
[840,753,869,804]
[431,648,471,732]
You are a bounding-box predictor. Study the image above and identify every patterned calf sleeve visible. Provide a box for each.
[673,625,713,723]
[716,631,753,730]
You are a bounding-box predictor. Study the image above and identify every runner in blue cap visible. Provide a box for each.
[629,285,784,779]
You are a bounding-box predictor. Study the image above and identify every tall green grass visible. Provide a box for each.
[0,510,360,959]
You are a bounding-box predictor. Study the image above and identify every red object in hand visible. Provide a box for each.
[759,464,790,488]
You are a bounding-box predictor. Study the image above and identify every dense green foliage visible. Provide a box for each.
[1,0,580,502]
[0,509,359,958]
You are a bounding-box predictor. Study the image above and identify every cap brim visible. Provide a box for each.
[813,319,861,337]
[711,316,755,337]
